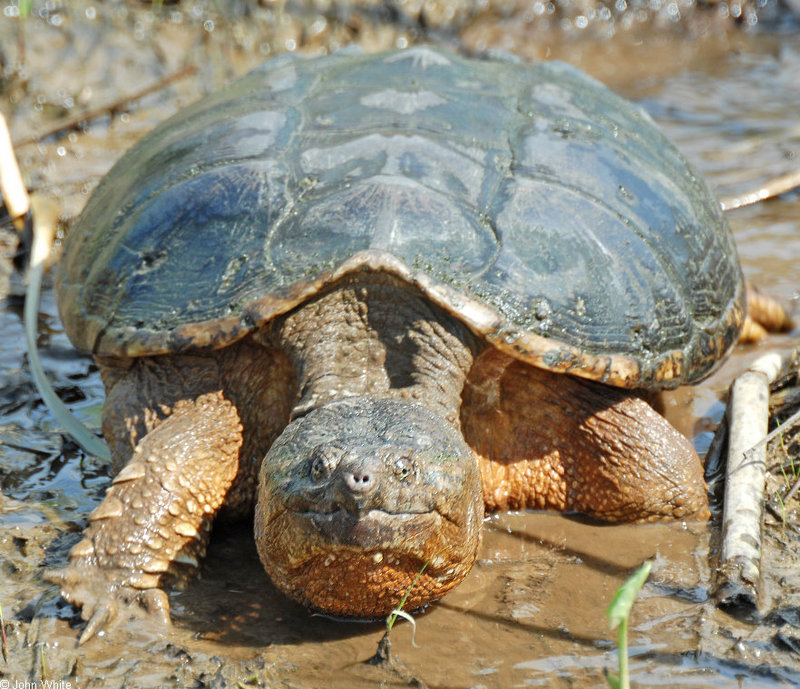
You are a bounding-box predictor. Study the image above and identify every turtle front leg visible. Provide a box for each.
[47,362,243,644]
[462,349,710,522]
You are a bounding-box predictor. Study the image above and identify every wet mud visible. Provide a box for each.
[1,2,800,688]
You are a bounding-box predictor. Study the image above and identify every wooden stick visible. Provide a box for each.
[0,112,31,228]
[719,169,800,211]
[13,65,197,148]
[715,352,784,609]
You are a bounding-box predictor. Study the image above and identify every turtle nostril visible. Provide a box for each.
[345,470,374,493]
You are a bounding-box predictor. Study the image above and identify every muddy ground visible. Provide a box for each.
[1,1,800,687]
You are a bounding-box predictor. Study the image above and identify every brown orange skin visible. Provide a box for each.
[47,278,709,643]
[255,397,483,617]
[462,348,710,522]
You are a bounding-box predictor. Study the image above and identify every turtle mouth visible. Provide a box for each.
[256,499,481,618]
[267,509,473,618]
[293,506,445,551]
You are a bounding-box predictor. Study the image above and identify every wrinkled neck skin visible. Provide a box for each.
[262,273,479,423]
[253,274,484,618]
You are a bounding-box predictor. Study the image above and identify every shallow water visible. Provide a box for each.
[1,3,800,688]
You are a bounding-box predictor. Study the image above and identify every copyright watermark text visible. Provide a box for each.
[0,681,73,689]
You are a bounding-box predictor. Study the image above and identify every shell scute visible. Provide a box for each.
[58,46,744,389]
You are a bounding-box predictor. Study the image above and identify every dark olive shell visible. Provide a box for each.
[57,46,744,389]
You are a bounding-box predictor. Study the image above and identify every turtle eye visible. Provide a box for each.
[309,445,346,483]
[391,454,414,480]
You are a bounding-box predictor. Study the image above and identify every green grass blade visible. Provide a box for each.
[606,560,652,630]
[605,560,652,689]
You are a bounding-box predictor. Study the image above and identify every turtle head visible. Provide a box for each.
[254,396,482,617]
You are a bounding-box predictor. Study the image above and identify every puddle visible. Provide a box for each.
[1,2,800,688]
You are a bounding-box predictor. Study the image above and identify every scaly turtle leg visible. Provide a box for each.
[46,355,244,644]
[739,282,793,343]
[462,349,710,522]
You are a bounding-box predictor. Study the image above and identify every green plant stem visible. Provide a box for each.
[25,256,110,460]
[386,549,443,632]
[616,618,629,689]
[605,561,651,689]
[24,204,110,460]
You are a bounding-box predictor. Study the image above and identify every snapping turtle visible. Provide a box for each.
[49,46,745,640]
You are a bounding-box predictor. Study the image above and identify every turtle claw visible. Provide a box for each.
[45,564,172,644]
[140,588,171,626]
[79,600,116,645]
[44,563,79,589]
[76,585,172,644]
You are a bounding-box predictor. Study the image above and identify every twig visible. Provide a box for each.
[772,410,800,508]
[715,352,784,609]
[13,65,197,147]
[741,406,800,464]
[719,169,800,211]
[0,112,31,228]
[0,599,8,663]
[784,472,800,505]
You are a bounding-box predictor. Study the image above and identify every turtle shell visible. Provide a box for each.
[57,46,745,390]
